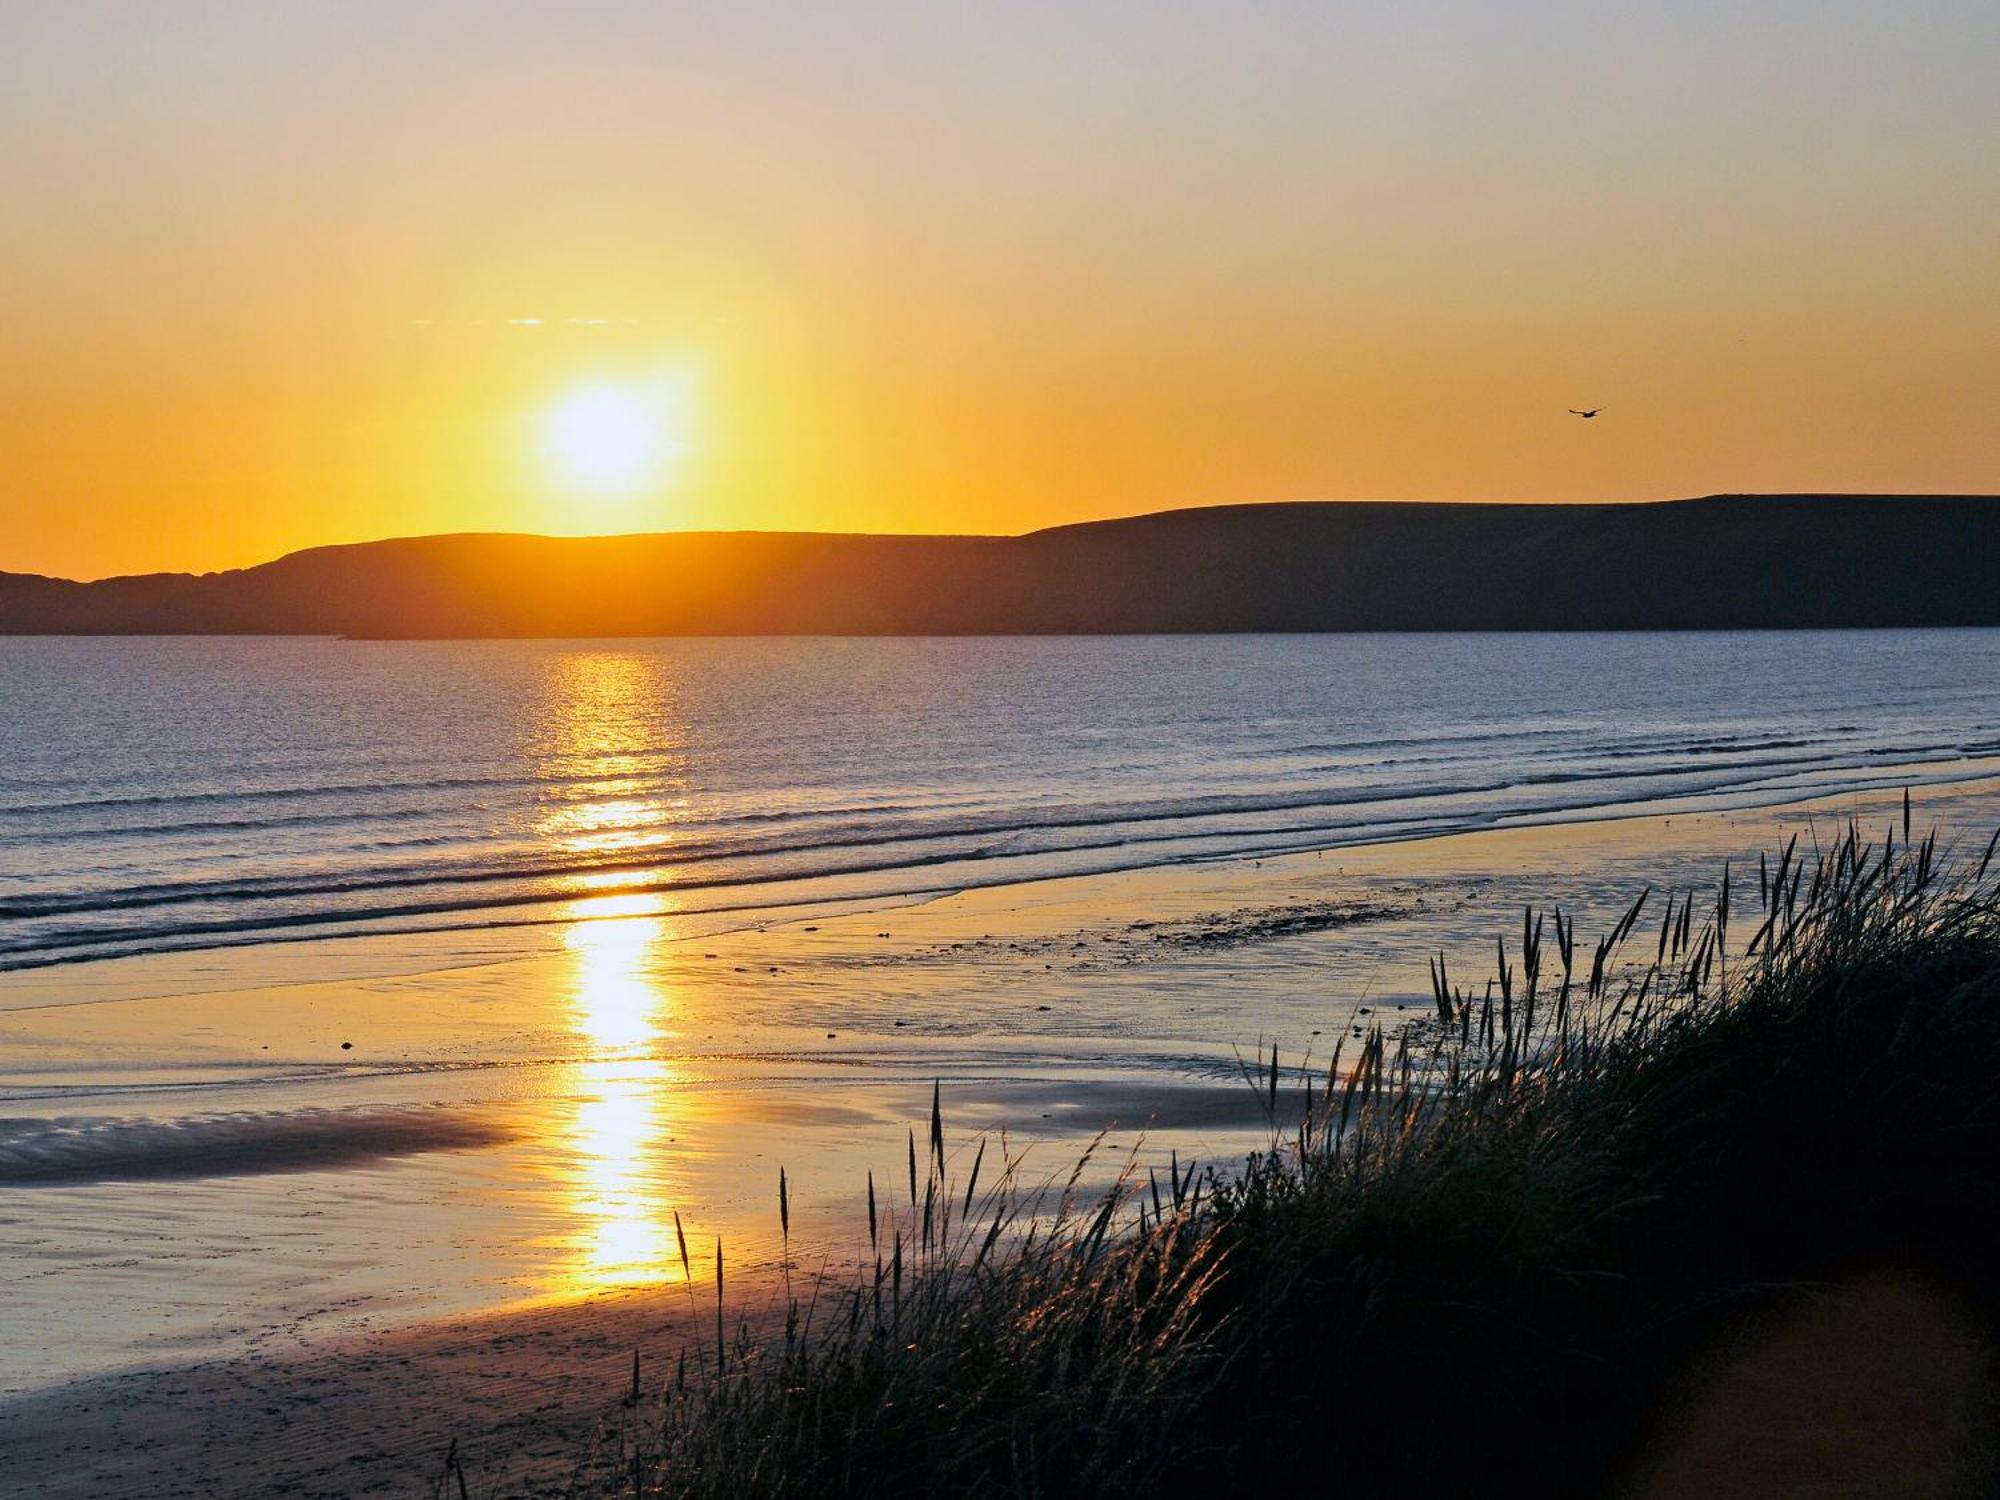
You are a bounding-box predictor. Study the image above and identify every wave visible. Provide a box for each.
[0,718,1949,822]
[0,756,1964,926]
[5,751,1997,974]
[0,739,1953,928]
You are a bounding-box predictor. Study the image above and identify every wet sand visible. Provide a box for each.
[0,1289,679,1498]
[5,775,2000,1495]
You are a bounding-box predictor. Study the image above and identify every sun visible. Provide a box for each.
[542,379,689,496]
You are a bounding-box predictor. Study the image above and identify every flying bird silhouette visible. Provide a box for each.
[1568,408,1602,418]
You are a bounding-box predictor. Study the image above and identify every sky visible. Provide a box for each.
[2,1,1995,579]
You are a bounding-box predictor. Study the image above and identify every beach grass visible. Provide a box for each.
[574,813,2000,1498]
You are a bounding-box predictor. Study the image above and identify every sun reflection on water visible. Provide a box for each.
[569,902,667,1051]
[528,651,698,1296]
[539,796,677,857]
[530,650,685,872]
[554,889,684,1292]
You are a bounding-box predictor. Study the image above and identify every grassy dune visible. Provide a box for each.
[569,811,2000,1498]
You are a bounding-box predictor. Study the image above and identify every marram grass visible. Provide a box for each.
[568,815,2000,1499]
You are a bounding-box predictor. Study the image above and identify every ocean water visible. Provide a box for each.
[5,631,2000,974]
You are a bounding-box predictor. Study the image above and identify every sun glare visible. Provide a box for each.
[542,378,689,497]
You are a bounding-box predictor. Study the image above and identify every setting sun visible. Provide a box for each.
[542,379,690,498]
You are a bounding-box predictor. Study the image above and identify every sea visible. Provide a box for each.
[6,631,2000,974]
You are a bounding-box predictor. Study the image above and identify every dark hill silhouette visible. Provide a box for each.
[4,495,1997,636]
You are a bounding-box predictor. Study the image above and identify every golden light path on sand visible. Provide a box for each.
[558,899,685,1294]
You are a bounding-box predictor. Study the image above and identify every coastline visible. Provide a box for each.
[6,772,2000,1495]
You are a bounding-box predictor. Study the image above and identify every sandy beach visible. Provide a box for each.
[6,772,2000,1496]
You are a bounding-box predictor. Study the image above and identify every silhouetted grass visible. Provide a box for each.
[577,814,2000,1498]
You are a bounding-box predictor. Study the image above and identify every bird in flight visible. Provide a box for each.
[1568,407,1602,418]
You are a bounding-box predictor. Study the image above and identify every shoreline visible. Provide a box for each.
[10,744,2000,986]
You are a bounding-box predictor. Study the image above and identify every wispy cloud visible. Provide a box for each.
[406,317,643,330]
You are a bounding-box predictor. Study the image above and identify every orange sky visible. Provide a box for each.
[3,3,1996,579]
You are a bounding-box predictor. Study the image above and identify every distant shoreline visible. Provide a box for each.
[11,623,2000,641]
[6,494,2000,636]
